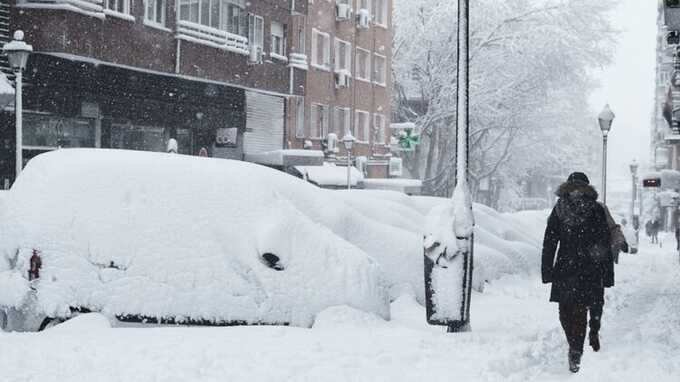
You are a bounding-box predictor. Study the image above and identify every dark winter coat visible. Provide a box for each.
[542,182,613,305]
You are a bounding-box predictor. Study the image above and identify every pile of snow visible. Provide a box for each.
[0,149,547,331]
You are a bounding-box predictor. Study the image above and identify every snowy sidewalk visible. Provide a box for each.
[1,239,679,382]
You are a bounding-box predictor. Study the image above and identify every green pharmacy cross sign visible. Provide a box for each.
[398,129,421,151]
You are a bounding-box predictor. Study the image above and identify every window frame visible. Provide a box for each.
[334,38,352,75]
[373,53,387,86]
[334,107,351,136]
[248,14,265,49]
[355,47,371,82]
[373,113,386,144]
[311,28,331,71]
[144,0,166,27]
[355,110,370,143]
[295,97,305,139]
[271,21,287,60]
[372,0,388,27]
[311,103,330,139]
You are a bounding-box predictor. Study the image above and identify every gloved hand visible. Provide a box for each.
[622,242,629,253]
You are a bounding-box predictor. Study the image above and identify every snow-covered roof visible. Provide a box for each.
[296,162,364,187]
[245,149,324,167]
[361,178,423,194]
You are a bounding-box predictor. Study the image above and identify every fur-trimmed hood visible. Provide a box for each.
[555,182,598,200]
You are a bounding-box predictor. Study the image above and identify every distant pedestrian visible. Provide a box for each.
[542,172,613,373]
[645,220,653,242]
[650,218,660,244]
[198,147,209,157]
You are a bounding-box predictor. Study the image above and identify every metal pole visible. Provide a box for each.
[631,171,635,222]
[347,150,351,191]
[602,134,608,205]
[15,69,22,179]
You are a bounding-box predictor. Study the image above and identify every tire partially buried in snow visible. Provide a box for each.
[0,149,389,330]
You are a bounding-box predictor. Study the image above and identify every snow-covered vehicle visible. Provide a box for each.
[0,149,392,331]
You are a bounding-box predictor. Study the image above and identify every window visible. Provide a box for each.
[145,0,165,25]
[297,26,306,53]
[311,104,329,138]
[179,0,246,36]
[358,0,371,13]
[105,0,131,14]
[334,38,352,74]
[271,22,286,58]
[295,97,305,138]
[311,29,331,70]
[372,0,388,26]
[356,48,371,81]
[334,107,351,136]
[248,14,264,48]
[374,113,386,144]
[355,110,370,142]
[373,53,386,85]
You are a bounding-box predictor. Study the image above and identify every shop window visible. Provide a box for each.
[23,114,95,149]
[110,123,166,153]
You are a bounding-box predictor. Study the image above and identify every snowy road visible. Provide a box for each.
[1,236,679,382]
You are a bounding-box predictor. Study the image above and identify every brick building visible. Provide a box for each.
[0,0,394,187]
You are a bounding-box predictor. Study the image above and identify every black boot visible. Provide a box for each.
[589,331,600,352]
[568,350,582,373]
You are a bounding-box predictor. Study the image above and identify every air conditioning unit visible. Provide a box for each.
[249,46,263,64]
[336,3,351,20]
[389,157,403,177]
[357,8,370,29]
[335,71,350,88]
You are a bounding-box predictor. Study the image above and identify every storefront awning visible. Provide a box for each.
[0,71,14,109]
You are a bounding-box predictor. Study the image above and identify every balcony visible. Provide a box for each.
[289,53,308,70]
[18,0,105,19]
[176,20,249,55]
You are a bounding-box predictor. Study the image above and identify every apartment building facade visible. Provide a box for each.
[0,0,393,186]
[286,0,394,178]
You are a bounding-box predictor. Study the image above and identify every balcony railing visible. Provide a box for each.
[289,53,308,70]
[176,20,249,55]
[18,0,104,18]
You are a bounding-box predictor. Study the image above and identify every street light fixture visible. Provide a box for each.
[598,104,615,205]
[3,30,33,179]
[342,132,355,191]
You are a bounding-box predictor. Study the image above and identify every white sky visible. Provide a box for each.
[589,0,658,178]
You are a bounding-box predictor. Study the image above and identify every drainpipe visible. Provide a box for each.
[175,39,181,74]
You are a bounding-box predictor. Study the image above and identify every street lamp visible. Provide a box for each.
[342,132,355,191]
[598,104,615,205]
[630,159,640,250]
[3,30,32,179]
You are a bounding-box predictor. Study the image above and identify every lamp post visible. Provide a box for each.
[598,104,615,205]
[2,31,32,180]
[342,132,355,191]
[630,159,639,226]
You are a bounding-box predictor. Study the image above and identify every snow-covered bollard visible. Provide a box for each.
[423,201,473,332]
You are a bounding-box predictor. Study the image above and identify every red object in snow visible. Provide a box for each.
[198,147,209,157]
[28,249,42,281]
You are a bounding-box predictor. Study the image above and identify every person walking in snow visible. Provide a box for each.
[650,218,660,244]
[542,172,613,373]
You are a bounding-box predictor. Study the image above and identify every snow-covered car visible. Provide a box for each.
[0,149,392,331]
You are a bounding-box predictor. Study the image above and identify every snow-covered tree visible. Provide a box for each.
[392,0,617,207]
